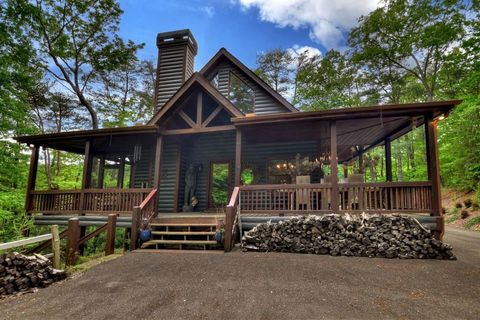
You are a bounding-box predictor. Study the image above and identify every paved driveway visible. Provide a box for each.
[1,227,479,320]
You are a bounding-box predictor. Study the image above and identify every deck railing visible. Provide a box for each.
[238,181,433,215]
[28,188,153,215]
[130,189,158,250]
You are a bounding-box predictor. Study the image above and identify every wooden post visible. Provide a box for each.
[224,206,234,252]
[97,156,105,188]
[24,145,39,213]
[79,140,93,212]
[130,206,141,250]
[358,146,364,174]
[105,214,117,256]
[343,163,348,179]
[385,137,393,182]
[66,218,80,266]
[117,157,125,188]
[330,121,338,213]
[50,225,60,269]
[234,129,242,186]
[152,135,163,214]
[425,113,443,239]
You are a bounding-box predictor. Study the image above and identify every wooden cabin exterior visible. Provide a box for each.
[16,30,460,250]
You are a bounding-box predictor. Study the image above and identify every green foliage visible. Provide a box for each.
[446,212,461,223]
[465,216,480,229]
[211,163,229,206]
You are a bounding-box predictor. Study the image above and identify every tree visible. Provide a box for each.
[9,0,143,129]
[255,49,294,95]
[95,58,156,127]
[295,50,362,110]
[349,0,466,101]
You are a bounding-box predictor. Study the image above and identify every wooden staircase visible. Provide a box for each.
[140,216,223,251]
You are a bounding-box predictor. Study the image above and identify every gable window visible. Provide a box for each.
[228,72,254,114]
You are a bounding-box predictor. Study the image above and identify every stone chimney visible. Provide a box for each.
[154,29,198,111]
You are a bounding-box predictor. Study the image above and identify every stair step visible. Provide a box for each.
[152,231,216,236]
[143,240,218,245]
[150,223,216,227]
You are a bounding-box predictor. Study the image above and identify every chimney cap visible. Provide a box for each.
[156,29,198,55]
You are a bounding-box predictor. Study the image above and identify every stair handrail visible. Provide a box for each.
[130,189,158,250]
[224,186,240,252]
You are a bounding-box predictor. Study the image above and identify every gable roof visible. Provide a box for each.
[147,72,244,125]
[200,48,298,113]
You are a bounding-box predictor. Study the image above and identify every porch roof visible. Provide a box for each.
[15,125,158,155]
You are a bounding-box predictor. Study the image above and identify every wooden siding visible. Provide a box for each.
[179,131,236,211]
[242,140,319,184]
[158,142,179,212]
[156,45,195,110]
[207,61,287,115]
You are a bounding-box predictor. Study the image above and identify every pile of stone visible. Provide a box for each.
[0,252,66,296]
[242,214,456,260]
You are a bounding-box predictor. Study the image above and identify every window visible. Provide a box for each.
[228,72,254,114]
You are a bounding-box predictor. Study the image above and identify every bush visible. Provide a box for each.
[455,202,463,209]
[465,216,480,229]
[464,199,473,208]
[446,213,461,223]
[460,210,469,219]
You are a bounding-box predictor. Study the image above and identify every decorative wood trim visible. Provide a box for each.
[178,110,196,128]
[160,125,236,136]
[196,91,203,127]
[202,105,223,127]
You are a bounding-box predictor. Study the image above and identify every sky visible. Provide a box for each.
[118,0,380,69]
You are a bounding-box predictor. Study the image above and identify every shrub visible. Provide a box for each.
[464,199,473,208]
[460,210,469,219]
[472,202,479,211]
[465,216,480,229]
[446,213,461,223]
[455,202,463,209]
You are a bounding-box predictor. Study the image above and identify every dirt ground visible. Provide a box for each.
[1,226,479,320]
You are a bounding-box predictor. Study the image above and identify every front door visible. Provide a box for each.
[208,161,231,210]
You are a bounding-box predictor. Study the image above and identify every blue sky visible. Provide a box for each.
[118,0,378,69]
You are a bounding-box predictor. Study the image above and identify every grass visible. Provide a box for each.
[66,250,123,275]
[464,216,480,230]
[446,213,461,223]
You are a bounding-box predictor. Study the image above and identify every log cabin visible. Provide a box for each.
[16,29,460,251]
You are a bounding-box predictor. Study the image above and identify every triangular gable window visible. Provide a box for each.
[228,72,254,114]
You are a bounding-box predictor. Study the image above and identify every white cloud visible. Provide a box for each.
[200,5,216,18]
[236,0,379,49]
[288,44,322,59]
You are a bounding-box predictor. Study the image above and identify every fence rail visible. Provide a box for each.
[29,188,153,215]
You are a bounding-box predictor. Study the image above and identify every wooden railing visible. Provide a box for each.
[224,187,240,252]
[338,182,433,213]
[130,189,158,250]
[239,184,333,214]
[238,182,433,215]
[28,188,153,215]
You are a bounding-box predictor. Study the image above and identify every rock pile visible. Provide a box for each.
[0,252,66,296]
[242,215,456,260]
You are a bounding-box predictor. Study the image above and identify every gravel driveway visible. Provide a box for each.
[1,227,479,320]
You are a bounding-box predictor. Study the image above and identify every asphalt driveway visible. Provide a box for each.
[1,226,479,320]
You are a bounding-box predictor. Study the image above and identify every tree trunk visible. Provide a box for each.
[396,151,403,182]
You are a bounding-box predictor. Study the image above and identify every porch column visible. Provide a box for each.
[330,121,338,213]
[234,129,242,186]
[424,113,443,239]
[358,146,364,174]
[385,137,393,182]
[153,135,163,214]
[79,140,93,212]
[24,145,39,213]
[117,157,125,188]
[97,156,105,188]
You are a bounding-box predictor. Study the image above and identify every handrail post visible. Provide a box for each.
[66,218,80,266]
[51,225,60,269]
[105,214,117,256]
[131,206,141,250]
[224,206,234,252]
